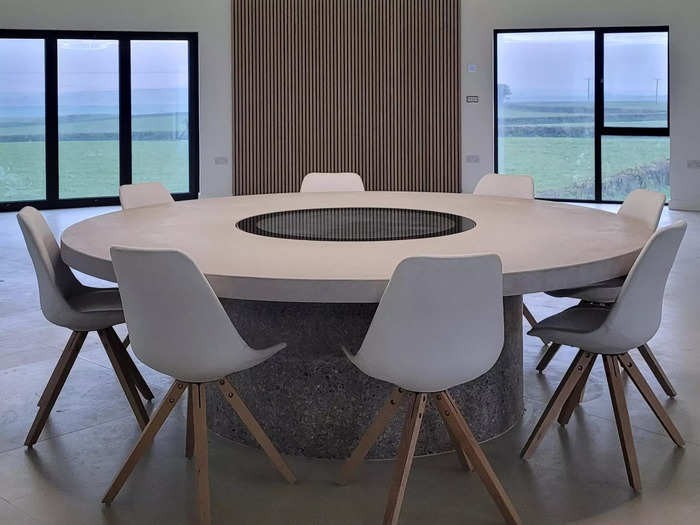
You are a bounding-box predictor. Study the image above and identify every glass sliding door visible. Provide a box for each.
[496,31,595,200]
[495,27,669,203]
[601,31,669,201]
[58,39,120,199]
[0,30,197,211]
[0,38,46,202]
[131,40,190,193]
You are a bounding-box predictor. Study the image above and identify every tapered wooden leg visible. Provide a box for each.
[522,351,595,458]
[558,354,597,425]
[434,392,521,525]
[637,344,677,397]
[384,393,426,525]
[116,341,154,401]
[186,384,195,459]
[536,343,562,372]
[522,305,537,327]
[122,334,130,349]
[25,331,88,446]
[432,394,473,471]
[98,328,149,429]
[217,378,296,484]
[618,353,684,447]
[103,380,186,504]
[603,355,642,492]
[523,305,547,344]
[338,387,406,485]
[193,383,211,525]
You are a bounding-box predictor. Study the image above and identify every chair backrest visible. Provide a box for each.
[110,246,265,382]
[351,254,504,392]
[119,182,174,209]
[300,172,365,192]
[16,207,84,326]
[618,189,666,231]
[473,173,534,199]
[601,221,686,349]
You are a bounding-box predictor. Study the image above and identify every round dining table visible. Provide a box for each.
[61,191,650,459]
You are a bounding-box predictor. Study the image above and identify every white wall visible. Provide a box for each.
[2,0,232,198]
[460,0,700,210]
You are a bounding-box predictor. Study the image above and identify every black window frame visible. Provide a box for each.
[494,26,670,204]
[0,29,199,211]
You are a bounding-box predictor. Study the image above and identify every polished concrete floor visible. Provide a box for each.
[1,204,699,524]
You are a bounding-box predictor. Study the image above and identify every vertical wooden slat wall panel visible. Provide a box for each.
[232,0,460,195]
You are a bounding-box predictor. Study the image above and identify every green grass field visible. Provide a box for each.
[0,139,189,202]
[0,112,189,202]
[0,100,670,203]
[499,99,670,200]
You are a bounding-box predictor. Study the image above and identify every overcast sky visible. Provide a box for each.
[497,31,668,101]
[0,38,188,95]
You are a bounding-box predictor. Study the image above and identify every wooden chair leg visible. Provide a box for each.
[103,380,187,504]
[431,394,473,471]
[434,392,521,525]
[186,384,195,459]
[522,350,595,458]
[618,353,684,447]
[338,387,406,485]
[98,328,149,429]
[637,344,677,397]
[122,334,130,349]
[115,338,154,401]
[193,383,212,525]
[536,343,562,372]
[522,305,537,327]
[602,355,642,492]
[217,378,296,484]
[523,305,547,344]
[383,393,426,525]
[25,331,88,446]
[558,355,597,425]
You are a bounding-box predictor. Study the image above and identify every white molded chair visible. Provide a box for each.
[17,207,153,446]
[103,247,295,524]
[522,222,686,492]
[473,173,534,200]
[473,173,540,337]
[300,172,365,192]
[338,255,521,525]
[119,181,174,210]
[536,190,674,396]
[118,181,176,348]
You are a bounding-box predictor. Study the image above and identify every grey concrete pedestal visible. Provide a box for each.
[208,296,524,459]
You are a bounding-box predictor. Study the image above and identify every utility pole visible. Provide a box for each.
[655,78,661,104]
[586,77,591,102]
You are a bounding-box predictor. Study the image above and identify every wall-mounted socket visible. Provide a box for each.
[466,95,479,103]
[214,156,229,165]
[466,154,480,164]
[688,160,700,169]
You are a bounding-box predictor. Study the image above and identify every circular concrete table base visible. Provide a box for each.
[208,296,523,459]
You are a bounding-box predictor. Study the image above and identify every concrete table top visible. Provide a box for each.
[61,191,650,301]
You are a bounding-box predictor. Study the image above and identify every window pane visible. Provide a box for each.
[58,39,119,199]
[0,39,45,202]
[131,40,189,193]
[602,136,669,201]
[497,31,595,200]
[604,32,668,128]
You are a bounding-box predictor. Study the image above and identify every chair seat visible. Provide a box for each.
[528,303,617,353]
[546,276,625,303]
[66,287,125,331]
